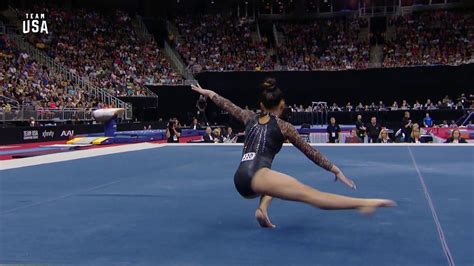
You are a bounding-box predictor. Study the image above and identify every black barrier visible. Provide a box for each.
[0,125,103,145]
[147,64,473,126]
[148,85,201,123]
[0,121,168,145]
[196,64,474,110]
[118,96,159,121]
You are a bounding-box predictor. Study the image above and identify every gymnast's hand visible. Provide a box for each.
[331,165,357,190]
[191,83,216,98]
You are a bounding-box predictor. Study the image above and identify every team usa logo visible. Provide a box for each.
[22,13,49,34]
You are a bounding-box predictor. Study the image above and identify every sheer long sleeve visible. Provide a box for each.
[211,94,254,124]
[277,119,334,171]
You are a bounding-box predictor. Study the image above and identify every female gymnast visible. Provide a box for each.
[191,78,395,228]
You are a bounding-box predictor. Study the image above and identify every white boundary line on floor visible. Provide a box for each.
[164,143,474,147]
[0,142,472,171]
[407,147,455,266]
[0,143,164,171]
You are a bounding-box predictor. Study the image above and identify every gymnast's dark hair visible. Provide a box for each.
[260,78,284,109]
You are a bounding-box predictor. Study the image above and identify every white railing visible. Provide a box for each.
[359,6,398,17]
[256,22,262,42]
[0,95,20,107]
[135,14,153,43]
[164,40,196,82]
[273,24,280,47]
[0,107,96,122]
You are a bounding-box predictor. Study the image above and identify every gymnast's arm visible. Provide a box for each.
[210,94,254,124]
[191,84,253,124]
[277,119,334,171]
[276,119,356,189]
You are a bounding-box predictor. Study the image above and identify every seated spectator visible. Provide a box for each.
[345,102,353,112]
[449,120,458,128]
[190,117,202,130]
[438,120,449,128]
[437,100,445,109]
[400,100,410,110]
[203,127,215,143]
[413,101,422,110]
[391,101,399,110]
[424,99,431,109]
[29,117,38,127]
[223,126,236,143]
[330,103,341,112]
[212,128,224,143]
[369,102,377,111]
[412,123,420,132]
[378,101,386,111]
[408,128,425,143]
[345,129,361,143]
[444,129,467,143]
[377,129,393,143]
[426,99,437,110]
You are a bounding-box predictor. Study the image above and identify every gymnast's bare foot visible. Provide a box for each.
[255,208,276,228]
[357,199,396,215]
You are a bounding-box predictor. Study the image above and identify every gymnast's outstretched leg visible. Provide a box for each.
[251,168,395,216]
[255,195,275,228]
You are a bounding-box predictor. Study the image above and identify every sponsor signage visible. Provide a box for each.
[23,130,39,140]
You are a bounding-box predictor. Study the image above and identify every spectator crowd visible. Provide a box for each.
[1,35,103,113]
[24,8,183,97]
[172,9,472,72]
[383,10,473,67]
[174,14,275,72]
[2,6,473,127]
[277,18,370,70]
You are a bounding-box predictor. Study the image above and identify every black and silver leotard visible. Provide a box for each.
[211,94,335,198]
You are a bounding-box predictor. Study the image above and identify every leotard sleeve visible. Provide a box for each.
[211,94,254,124]
[277,118,334,171]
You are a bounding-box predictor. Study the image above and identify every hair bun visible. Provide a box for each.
[261,78,277,91]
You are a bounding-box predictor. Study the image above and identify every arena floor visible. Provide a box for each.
[0,144,473,265]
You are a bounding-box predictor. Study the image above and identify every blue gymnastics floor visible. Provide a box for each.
[0,145,473,265]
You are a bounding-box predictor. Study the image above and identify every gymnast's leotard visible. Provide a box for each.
[211,94,335,198]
